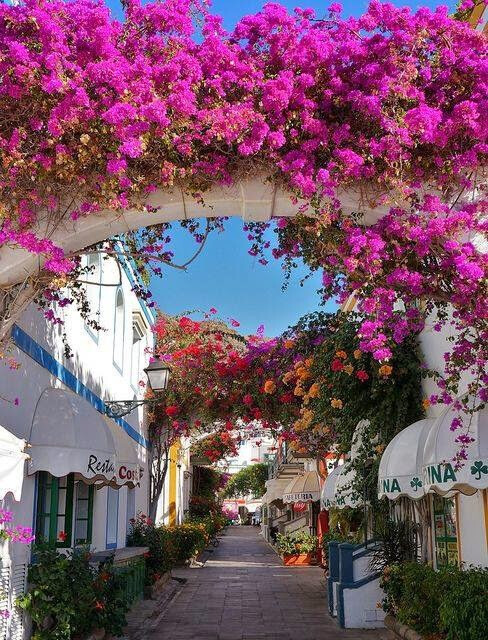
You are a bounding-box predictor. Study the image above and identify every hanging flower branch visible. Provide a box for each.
[0,0,485,435]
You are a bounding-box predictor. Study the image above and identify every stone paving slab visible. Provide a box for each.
[137,526,393,640]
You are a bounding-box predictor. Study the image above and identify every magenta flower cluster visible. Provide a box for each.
[0,1,486,454]
[0,508,35,545]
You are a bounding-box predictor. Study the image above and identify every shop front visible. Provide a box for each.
[378,403,488,569]
[28,388,144,551]
[282,470,321,536]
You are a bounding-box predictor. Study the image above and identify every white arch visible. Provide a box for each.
[0,178,390,288]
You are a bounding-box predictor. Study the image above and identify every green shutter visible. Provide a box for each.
[35,472,73,548]
[74,482,94,545]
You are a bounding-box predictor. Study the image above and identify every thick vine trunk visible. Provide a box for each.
[0,281,39,348]
[148,439,170,522]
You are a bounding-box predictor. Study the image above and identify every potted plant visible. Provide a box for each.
[275,531,318,566]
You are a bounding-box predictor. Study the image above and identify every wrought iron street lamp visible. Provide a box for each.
[105,359,171,419]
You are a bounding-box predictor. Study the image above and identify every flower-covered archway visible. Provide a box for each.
[0,0,486,431]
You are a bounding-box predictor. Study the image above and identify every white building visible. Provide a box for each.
[221,433,276,522]
[0,249,154,639]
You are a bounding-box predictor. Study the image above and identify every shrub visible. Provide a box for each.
[381,562,449,635]
[275,531,317,556]
[188,495,220,518]
[16,547,128,640]
[169,522,209,564]
[439,566,488,640]
[381,562,488,639]
[127,513,176,583]
[127,512,226,580]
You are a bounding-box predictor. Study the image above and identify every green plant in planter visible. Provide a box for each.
[16,547,128,640]
[275,531,317,556]
[370,520,418,572]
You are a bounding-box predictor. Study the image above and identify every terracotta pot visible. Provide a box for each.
[282,553,314,566]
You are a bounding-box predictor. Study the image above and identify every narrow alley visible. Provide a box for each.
[145,527,392,640]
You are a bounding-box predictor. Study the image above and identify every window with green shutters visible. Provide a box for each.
[36,473,94,548]
[36,472,74,548]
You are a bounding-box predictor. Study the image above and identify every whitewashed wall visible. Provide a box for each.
[0,251,154,554]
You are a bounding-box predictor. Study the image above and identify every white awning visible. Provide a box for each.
[423,402,488,496]
[320,465,343,509]
[104,417,142,489]
[378,419,435,501]
[283,471,321,503]
[320,421,369,510]
[28,388,116,484]
[0,425,29,501]
[263,477,291,505]
[333,462,360,509]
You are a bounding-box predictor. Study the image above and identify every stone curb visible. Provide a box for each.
[384,614,424,640]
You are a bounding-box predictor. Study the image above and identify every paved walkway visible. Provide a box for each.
[146,526,392,640]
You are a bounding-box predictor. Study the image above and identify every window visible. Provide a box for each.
[85,253,102,338]
[130,319,145,389]
[36,472,74,548]
[433,495,459,568]
[106,487,119,549]
[113,288,125,371]
[36,473,95,548]
[73,481,94,545]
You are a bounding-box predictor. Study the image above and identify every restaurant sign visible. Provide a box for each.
[86,454,141,486]
[87,454,115,477]
[283,491,318,503]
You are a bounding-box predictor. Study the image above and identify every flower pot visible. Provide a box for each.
[282,553,314,566]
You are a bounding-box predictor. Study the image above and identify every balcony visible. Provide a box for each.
[268,454,304,480]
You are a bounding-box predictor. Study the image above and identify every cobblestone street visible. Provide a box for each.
[145,527,392,640]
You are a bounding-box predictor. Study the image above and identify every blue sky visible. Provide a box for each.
[107,0,456,336]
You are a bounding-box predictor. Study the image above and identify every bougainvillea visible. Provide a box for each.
[0,0,486,451]
[0,508,34,621]
[191,431,239,463]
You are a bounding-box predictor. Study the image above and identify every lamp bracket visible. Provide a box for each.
[105,397,160,419]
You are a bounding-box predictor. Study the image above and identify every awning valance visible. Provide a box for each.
[0,425,29,501]
[423,402,488,496]
[104,417,142,489]
[320,465,342,509]
[378,419,435,501]
[283,471,321,504]
[264,477,291,505]
[28,388,116,484]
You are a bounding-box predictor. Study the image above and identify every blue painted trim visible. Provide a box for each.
[338,543,354,584]
[106,487,119,549]
[11,324,150,449]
